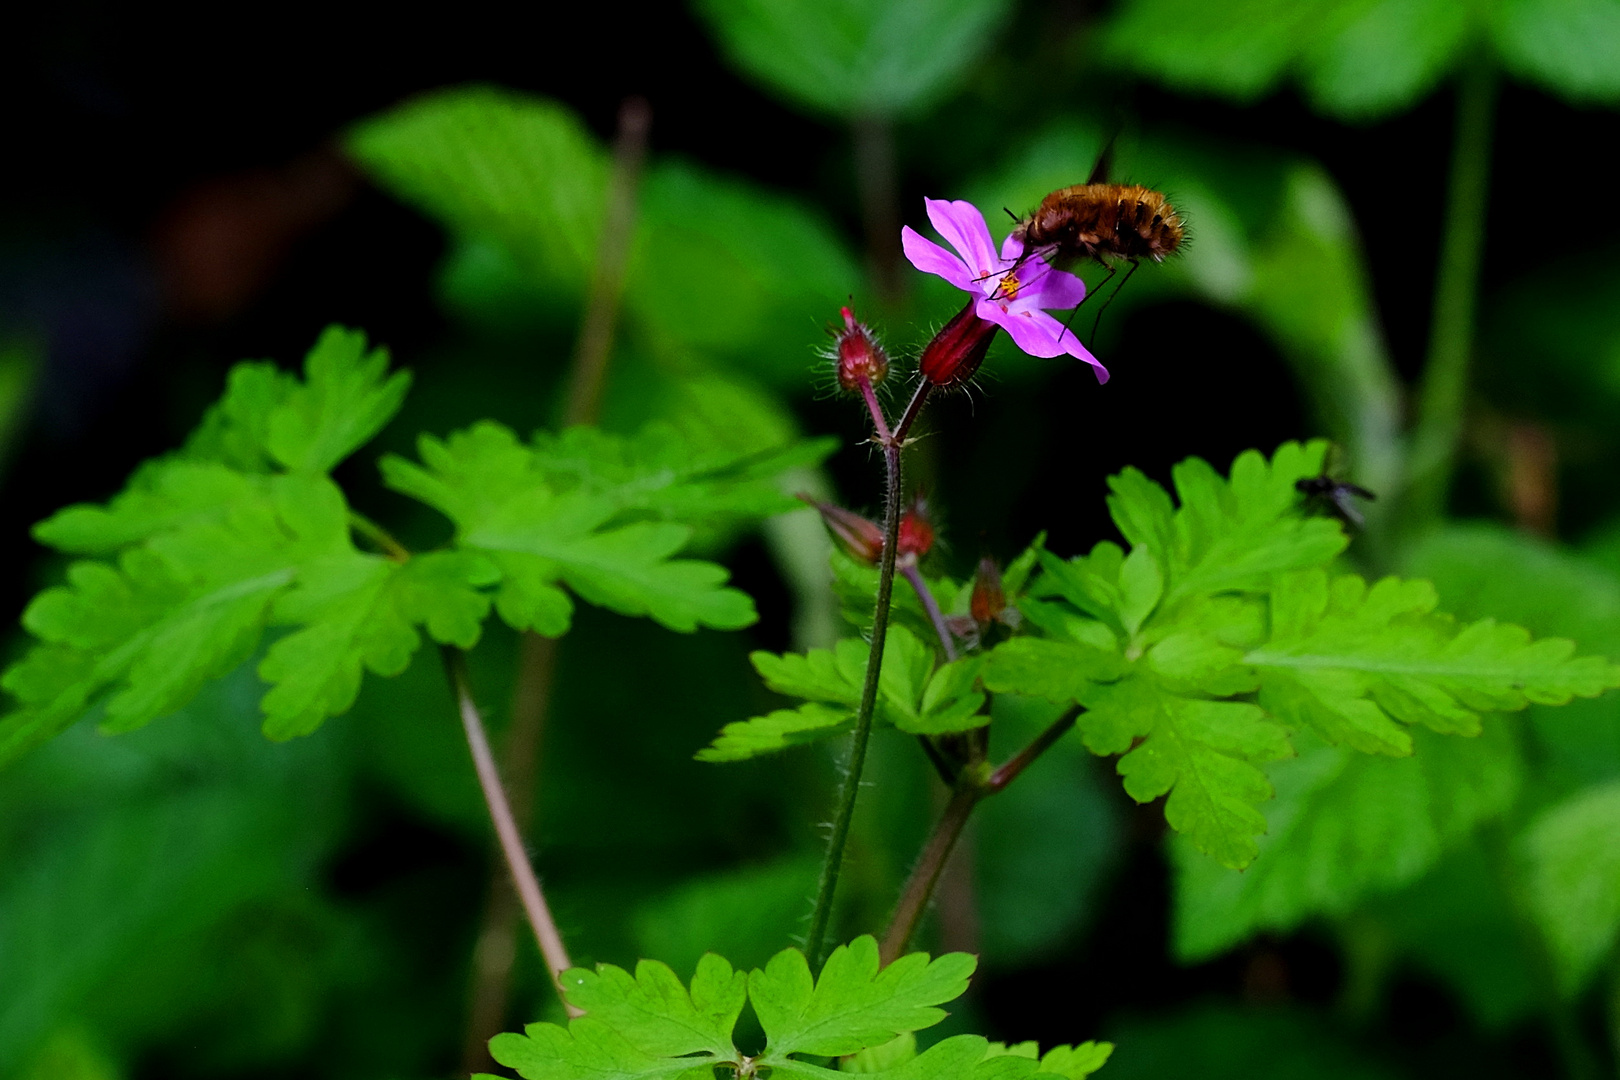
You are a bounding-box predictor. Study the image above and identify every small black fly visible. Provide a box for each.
[1296,473,1377,530]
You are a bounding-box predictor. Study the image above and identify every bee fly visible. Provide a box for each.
[1006,141,1186,342]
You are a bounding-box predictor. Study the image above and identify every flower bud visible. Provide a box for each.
[918,301,998,388]
[834,306,889,393]
[897,496,935,560]
[799,494,884,565]
[969,557,1006,625]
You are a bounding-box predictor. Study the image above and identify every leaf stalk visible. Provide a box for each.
[880,707,1080,962]
[1404,54,1497,534]
[442,646,581,1017]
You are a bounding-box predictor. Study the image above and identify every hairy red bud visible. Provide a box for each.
[799,494,884,565]
[897,496,935,559]
[834,306,889,392]
[969,557,1006,625]
[918,301,998,388]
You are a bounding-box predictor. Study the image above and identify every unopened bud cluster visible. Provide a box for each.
[800,493,934,567]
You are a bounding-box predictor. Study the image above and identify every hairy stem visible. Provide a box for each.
[858,376,894,445]
[900,562,956,661]
[804,381,933,967]
[1404,55,1496,533]
[442,647,579,1016]
[805,436,905,968]
[987,708,1079,791]
[880,707,1080,961]
[463,98,649,1066]
[880,780,981,964]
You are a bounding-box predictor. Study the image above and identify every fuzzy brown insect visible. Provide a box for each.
[1014,183,1185,269]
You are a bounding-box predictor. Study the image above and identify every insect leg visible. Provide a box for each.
[1088,258,1138,342]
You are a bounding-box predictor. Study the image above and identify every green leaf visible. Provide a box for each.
[1248,569,1620,750]
[257,549,497,740]
[1099,0,1323,102]
[1079,675,1291,869]
[1492,0,1620,103]
[1147,443,1347,608]
[1032,1043,1114,1080]
[693,0,1013,117]
[187,326,409,476]
[533,422,832,526]
[382,421,763,634]
[702,627,985,760]
[485,940,1096,1080]
[0,327,496,760]
[695,703,854,762]
[487,1019,712,1080]
[981,638,1124,704]
[1520,781,1620,993]
[265,327,411,473]
[1172,721,1522,960]
[1300,0,1471,119]
[561,954,747,1057]
[629,163,861,387]
[749,936,975,1057]
[348,85,608,291]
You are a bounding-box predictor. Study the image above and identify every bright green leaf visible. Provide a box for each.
[749,936,975,1057]
[1173,721,1522,960]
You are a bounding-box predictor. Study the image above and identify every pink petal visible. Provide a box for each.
[976,299,1110,383]
[925,198,999,275]
[901,227,977,291]
[1020,259,1088,310]
[998,231,1087,310]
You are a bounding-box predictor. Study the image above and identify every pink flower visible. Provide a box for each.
[901,198,1108,383]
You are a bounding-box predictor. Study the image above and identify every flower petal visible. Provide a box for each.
[977,299,1111,382]
[1020,258,1088,310]
[925,198,999,275]
[901,227,977,291]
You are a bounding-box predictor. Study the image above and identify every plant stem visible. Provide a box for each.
[858,377,894,444]
[1404,54,1497,534]
[900,562,956,661]
[463,98,648,1066]
[805,437,906,969]
[443,647,580,1016]
[804,381,932,968]
[879,707,1080,961]
[348,511,410,563]
[563,95,651,429]
[987,708,1079,791]
[881,779,981,964]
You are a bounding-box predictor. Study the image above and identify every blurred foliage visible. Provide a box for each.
[1101,0,1620,119]
[693,0,1014,117]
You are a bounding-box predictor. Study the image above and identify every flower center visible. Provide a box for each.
[994,271,1021,301]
